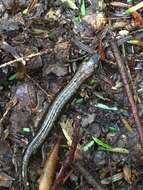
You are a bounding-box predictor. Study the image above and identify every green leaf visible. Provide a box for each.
[80,0,86,16]
[82,137,129,154]
[109,127,118,133]
[95,103,118,111]
[8,73,17,81]
[73,98,84,106]
[88,79,96,85]
[23,128,31,133]
[83,140,95,152]
[92,137,129,154]
[125,2,143,14]
[92,137,112,149]
[74,16,81,22]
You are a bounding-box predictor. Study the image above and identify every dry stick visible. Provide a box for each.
[74,161,104,190]
[25,74,52,101]
[0,97,17,125]
[0,48,51,68]
[51,118,80,190]
[110,38,143,147]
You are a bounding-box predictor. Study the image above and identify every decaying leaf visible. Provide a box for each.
[16,62,27,80]
[60,119,74,146]
[121,117,133,133]
[60,118,83,160]
[39,141,60,190]
[98,40,106,60]
[83,10,107,31]
[132,11,143,26]
[101,172,123,185]
[0,172,15,188]
[94,12,107,31]
[44,63,68,77]
[81,113,95,127]
[123,165,132,184]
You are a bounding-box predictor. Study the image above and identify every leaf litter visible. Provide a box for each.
[0,0,143,189]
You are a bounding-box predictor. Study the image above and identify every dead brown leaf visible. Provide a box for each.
[44,63,68,77]
[38,141,60,190]
[0,172,15,188]
[60,118,84,160]
[123,165,132,184]
[132,11,143,26]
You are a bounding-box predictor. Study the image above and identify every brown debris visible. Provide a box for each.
[0,172,15,188]
[51,118,80,190]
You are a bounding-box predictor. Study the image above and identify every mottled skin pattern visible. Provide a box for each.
[22,53,99,189]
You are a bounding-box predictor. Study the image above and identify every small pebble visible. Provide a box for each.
[119,30,129,36]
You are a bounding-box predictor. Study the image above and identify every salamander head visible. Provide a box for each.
[81,53,100,75]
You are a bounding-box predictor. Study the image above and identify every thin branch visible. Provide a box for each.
[0,97,17,125]
[110,35,143,147]
[26,74,52,101]
[74,161,104,190]
[0,48,51,68]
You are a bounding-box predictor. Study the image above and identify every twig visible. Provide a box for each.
[51,117,81,190]
[0,48,51,68]
[74,161,104,190]
[110,35,143,147]
[0,97,17,125]
[25,74,52,101]
[72,38,95,54]
[0,43,52,101]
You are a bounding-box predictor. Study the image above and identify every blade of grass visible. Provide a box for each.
[80,0,86,16]
[8,73,17,81]
[82,140,95,152]
[126,2,143,14]
[92,137,112,149]
[92,137,129,153]
[95,103,118,111]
